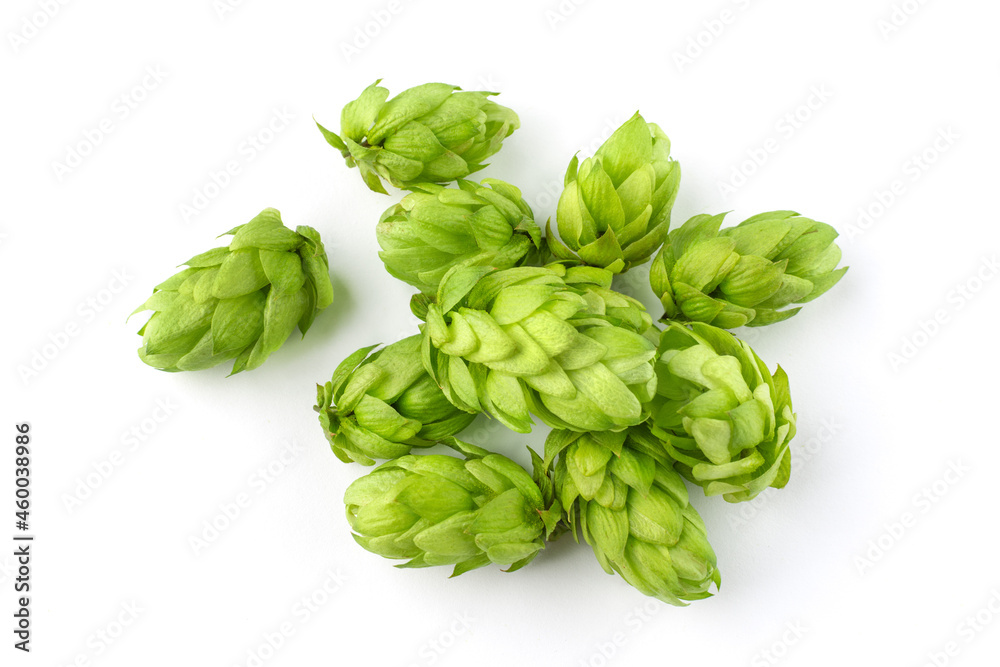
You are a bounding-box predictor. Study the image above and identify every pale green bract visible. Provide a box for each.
[547,113,680,274]
[377,178,542,294]
[650,210,848,328]
[344,440,561,576]
[133,208,334,374]
[416,263,658,434]
[316,80,519,194]
[316,335,478,466]
[548,427,721,605]
[649,322,796,503]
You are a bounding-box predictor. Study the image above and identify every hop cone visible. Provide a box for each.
[344,440,560,576]
[416,263,658,434]
[377,178,542,294]
[649,322,796,503]
[316,335,477,465]
[650,211,848,328]
[316,80,519,194]
[548,428,721,606]
[547,113,680,274]
[133,209,334,374]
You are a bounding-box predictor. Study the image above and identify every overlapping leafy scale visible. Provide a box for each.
[377,178,541,294]
[316,335,478,465]
[647,322,796,502]
[650,211,848,328]
[547,427,721,605]
[317,81,519,193]
[417,264,657,434]
[133,208,333,374]
[547,113,680,274]
[344,439,560,576]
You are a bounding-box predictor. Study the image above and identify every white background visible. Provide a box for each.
[3,0,999,665]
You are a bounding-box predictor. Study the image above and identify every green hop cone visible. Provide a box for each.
[417,263,658,434]
[377,178,542,294]
[316,80,520,194]
[133,208,334,374]
[344,439,561,576]
[315,335,477,465]
[547,112,680,274]
[650,211,848,328]
[649,322,797,503]
[548,428,721,606]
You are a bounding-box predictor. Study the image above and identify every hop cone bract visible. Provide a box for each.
[649,322,796,502]
[344,440,559,576]
[133,208,334,374]
[317,80,519,194]
[549,428,721,605]
[316,335,477,465]
[377,178,542,294]
[417,264,657,433]
[547,113,680,274]
[650,211,848,328]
